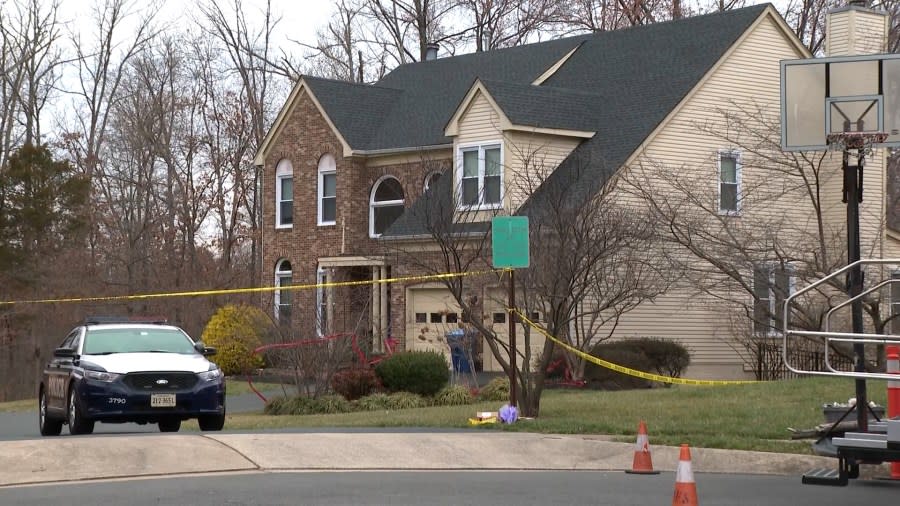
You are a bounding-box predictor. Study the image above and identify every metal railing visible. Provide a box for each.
[783,258,900,380]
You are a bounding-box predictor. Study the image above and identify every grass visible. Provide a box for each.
[221,376,889,455]
[0,376,889,454]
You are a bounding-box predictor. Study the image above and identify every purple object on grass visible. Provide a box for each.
[499,404,518,424]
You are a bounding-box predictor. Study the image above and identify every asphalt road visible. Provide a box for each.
[2,470,898,505]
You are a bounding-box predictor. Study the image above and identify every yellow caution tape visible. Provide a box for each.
[511,309,757,386]
[0,270,502,306]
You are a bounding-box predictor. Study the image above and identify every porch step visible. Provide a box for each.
[802,467,847,486]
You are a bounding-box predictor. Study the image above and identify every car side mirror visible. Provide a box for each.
[53,348,76,358]
[194,342,217,356]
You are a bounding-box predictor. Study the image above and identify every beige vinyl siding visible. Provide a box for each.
[456,91,503,146]
[827,12,851,56]
[505,131,581,210]
[454,91,582,213]
[826,9,887,56]
[610,14,823,373]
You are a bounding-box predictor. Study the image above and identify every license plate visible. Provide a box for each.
[150,393,176,407]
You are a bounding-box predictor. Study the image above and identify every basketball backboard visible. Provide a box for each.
[781,53,900,151]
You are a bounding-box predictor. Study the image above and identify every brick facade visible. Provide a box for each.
[260,88,453,344]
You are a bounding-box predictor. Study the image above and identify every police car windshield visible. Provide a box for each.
[82,328,196,355]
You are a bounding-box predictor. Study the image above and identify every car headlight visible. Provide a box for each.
[85,370,121,382]
[197,368,222,382]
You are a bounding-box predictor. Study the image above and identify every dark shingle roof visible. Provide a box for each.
[478,79,605,132]
[303,77,403,149]
[303,4,772,237]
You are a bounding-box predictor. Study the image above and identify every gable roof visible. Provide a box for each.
[303,77,403,150]
[382,3,775,237]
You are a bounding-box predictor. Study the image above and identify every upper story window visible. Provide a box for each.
[274,259,292,322]
[458,142,502,209]
[318,154,337,225]
[370,176,405,237]
[719,150,741,215]
[275,159,293,228]
[753,264,793,336]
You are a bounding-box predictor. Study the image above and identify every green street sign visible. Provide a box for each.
[491,216,530,268]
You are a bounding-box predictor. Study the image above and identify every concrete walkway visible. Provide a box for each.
[1,432,884,487]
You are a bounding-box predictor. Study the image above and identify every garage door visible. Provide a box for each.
[406,287,463,362]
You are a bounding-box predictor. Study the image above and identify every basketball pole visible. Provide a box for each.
[842,147,868,433]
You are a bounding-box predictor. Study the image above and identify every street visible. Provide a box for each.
[1,470,897,505]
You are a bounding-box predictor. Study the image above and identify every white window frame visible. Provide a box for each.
[753,263,794,337]
[718,150,741,215]
[275,159,293,229]
[274,259,292,322]
[318,154,337,226]
[369,175,405,238]
[456,141,503,210]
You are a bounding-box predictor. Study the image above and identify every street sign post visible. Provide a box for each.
[491,216,529,408]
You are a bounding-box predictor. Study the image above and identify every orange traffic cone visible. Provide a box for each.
[672,444,699,506]
[625,420,660,474]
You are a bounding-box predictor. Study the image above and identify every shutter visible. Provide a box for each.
[892,271,900,334]
[774,268,791,332]
[753,265,770,335]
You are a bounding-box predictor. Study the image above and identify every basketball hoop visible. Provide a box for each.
[825,131,888,154]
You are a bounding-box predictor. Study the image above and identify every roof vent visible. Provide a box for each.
[847,0,867,6]
[425,43,439,61]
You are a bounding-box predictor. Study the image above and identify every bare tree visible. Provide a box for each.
[199,0,286,288]
[459,0,561,51]
[782,0,839,54]
[0,0,64,168]
[361,0,469,64]
[384,143,668,416]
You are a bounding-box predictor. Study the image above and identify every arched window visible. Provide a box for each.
[275,159,293,228]
[318,154,336,225]
[423,171,442,192]
[274,259,292,322]
[370,176,405,237]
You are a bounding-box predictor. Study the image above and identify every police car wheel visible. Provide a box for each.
[67,389,94,435]
[198,412,225,431]
[38,389,62,436]
[158,419,181,432]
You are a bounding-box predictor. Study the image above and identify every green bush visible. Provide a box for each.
[477,377,509,401]
[386,392,426,409]
[434,385,474,406]
[264,395,352,415]
[201,304,270,376]
[586,337,691,389]
[331,368,380,400]
[374,351,449,396]
[635,337,691,378]
[355,393,391,411]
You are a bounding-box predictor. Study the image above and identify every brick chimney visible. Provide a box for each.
[825,1,888,56]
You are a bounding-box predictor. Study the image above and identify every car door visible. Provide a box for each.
[46,330,78,414]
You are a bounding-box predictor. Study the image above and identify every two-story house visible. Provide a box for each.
[255,3,898,379]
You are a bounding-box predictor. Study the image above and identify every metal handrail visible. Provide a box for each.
[782,258,900,380]
[823,278,900,372]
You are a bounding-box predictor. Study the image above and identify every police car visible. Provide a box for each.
[38,317,226,436]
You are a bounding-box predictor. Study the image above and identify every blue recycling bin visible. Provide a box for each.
[446,329,471,373]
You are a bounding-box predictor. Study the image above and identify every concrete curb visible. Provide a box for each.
[0,432,890,487]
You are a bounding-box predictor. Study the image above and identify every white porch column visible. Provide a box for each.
[372,266,381,352]
[380,266,389,346]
